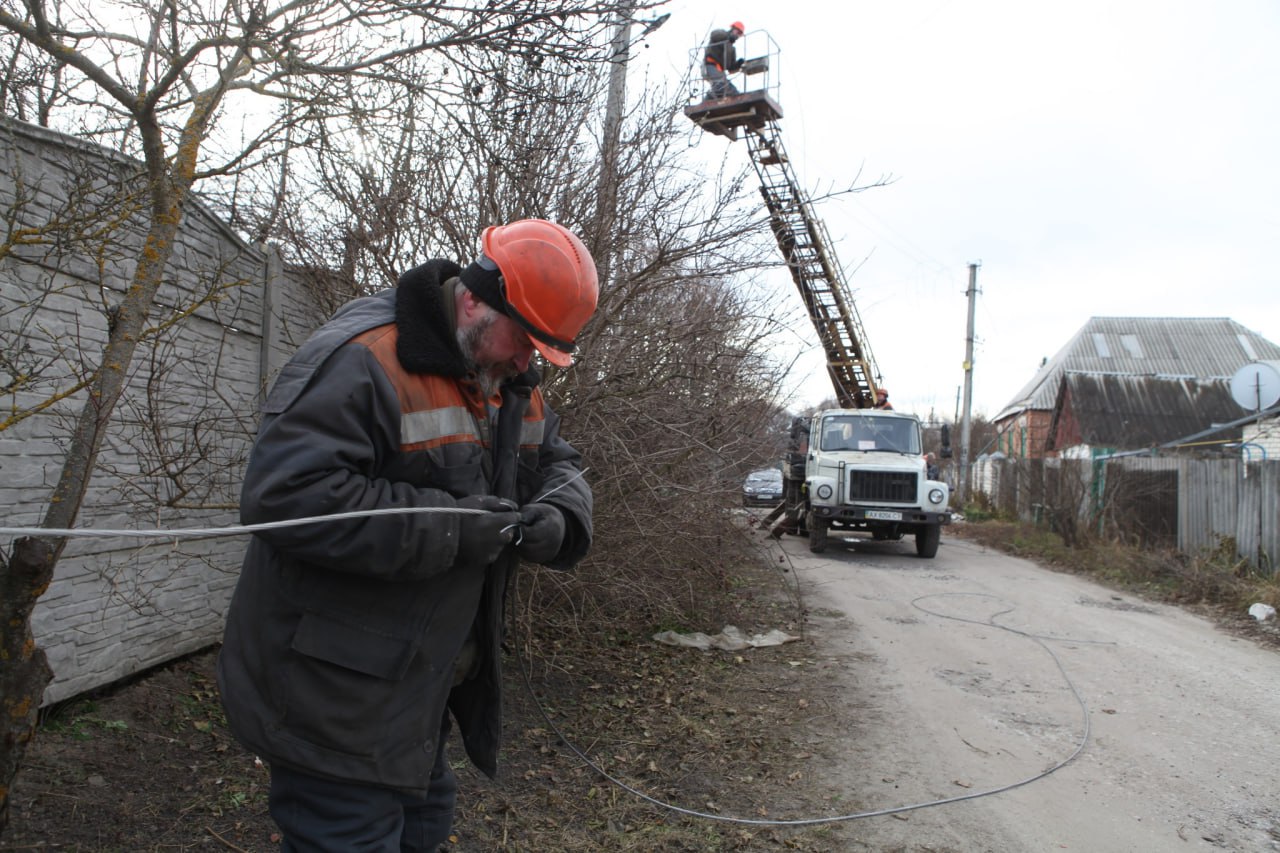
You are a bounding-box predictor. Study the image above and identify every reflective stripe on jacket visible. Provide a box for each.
[351,323,547,457]
[217,263,591,793]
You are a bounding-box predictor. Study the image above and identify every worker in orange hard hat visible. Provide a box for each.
[219,218,597,852]
[703,20,746,99]
[874,387,893,409]
[459,219,598,373]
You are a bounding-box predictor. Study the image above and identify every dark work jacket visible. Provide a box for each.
[705,28,743,72]
[216,260,592,793]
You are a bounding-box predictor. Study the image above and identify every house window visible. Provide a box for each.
[1092,333,1111,358]
[1120,334,1143,358]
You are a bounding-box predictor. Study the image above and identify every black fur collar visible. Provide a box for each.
[393,259,541,390]
[394,259,469,377]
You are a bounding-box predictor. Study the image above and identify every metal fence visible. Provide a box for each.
[971,455,1279,574]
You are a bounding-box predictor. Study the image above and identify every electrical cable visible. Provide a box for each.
[0,506,489,541]
[0,469,589,542]
[512,558,1095,827]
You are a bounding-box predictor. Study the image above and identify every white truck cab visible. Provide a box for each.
[801,409,951,556]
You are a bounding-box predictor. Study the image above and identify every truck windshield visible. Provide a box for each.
[818,415,921,454]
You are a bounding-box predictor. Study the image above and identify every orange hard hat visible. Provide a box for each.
[480,219,599,367]
[730,20,745,33]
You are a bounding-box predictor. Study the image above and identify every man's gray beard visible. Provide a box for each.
[456,315,503,398]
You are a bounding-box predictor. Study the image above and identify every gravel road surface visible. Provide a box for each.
[776,528,1279,852]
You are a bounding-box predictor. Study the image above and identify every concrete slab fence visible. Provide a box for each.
[0,117,327,705]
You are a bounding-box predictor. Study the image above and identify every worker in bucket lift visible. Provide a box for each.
[874,387,893,410]
[703,20,745,99]
[217,219,598,851]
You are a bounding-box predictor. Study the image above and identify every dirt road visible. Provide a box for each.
[773,527,1279,852]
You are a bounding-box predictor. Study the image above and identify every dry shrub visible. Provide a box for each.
[1173,537,1280,610]
[953,522,1280,616]
[533,266,791,641]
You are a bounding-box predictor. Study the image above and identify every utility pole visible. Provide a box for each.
[595,5,666,289]
[601,7,633,190]
[958,262,980,502]
[594,4,633,291]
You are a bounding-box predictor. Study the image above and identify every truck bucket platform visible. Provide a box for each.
[683,91,783,140]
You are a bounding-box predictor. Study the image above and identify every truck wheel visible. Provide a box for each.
[915,525,940,558]
[808,517,828,553]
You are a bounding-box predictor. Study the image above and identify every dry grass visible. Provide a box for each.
[950,518,1280,648]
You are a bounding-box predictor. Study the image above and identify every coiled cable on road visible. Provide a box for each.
[512,555,1096,826]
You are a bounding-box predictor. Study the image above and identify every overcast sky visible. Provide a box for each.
[629,0,1280,420]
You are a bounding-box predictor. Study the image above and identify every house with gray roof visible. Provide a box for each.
[1045,372,1243,458]
[992,317,1280,459]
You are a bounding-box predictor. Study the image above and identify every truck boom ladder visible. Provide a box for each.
[745,125,881,409]
[681,30,880,409]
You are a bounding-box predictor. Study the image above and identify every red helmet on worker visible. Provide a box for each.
[476,219,599,368]
[876,387,889,399]
[729,20,745,35]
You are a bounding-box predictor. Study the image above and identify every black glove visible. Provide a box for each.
[516,503,565,564]
[456,495,520,566]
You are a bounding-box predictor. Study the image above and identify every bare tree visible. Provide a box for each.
[233,44,804,629]
[0,0,632,831]
[258,45,614,283]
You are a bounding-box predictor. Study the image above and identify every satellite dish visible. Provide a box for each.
[1229,360,1280,411]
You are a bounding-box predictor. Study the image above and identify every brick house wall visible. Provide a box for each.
[993,409,1057,459]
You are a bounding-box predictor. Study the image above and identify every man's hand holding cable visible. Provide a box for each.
[456,495,520,566]
[516,503,565,564]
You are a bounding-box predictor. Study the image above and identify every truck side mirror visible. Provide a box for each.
[940,424,953,459]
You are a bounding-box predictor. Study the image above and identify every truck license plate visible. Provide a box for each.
[865,510,902,521]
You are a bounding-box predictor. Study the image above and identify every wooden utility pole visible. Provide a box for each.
[958,262,980,502]
[593,4,632,292]
[596,5,666,290]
